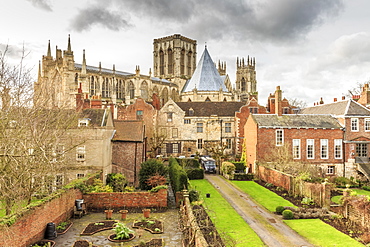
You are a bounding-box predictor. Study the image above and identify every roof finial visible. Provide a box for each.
[67,34,71,52]
[205,42,207,48]
[47,40,51,57]
[82,49,86,74]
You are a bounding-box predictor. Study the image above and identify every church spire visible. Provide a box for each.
[38,60,42,81]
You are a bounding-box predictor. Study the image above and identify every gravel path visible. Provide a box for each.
[205,175,313,247]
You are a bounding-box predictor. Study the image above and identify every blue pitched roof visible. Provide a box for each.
[182,47,227,92]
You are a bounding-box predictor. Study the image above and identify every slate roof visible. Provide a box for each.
[182,47,228,92]
[74,63,175,86]
[252,114,342,129]
[112,120,144,142]
[176,102,245,117]
[301,99,370,116]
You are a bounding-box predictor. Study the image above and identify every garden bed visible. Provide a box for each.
[80,220,116,235]
[56,221,73,235]
[133,238,163,247]
[133,219,164,234]
[72,240,98,247]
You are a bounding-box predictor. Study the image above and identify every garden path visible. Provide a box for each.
[205,175,313,247]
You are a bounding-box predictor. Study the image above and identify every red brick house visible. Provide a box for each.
[244,114,344,176]
[301,99,370,179]
[112,120,146,186]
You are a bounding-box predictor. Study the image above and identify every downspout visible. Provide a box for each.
[343,127,346,177]
[134,142,138,186]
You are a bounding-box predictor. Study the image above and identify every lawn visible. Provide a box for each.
[285,219,365,247]
[190,179,265,247]
[231,181,296,212]
[332,188,370,204]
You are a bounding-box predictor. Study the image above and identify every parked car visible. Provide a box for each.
[200,156,216,173]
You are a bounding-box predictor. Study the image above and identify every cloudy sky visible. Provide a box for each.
[2,0,370,106]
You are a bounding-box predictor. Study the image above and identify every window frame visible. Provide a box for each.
[307,139,314,159]
[276,129,284,146]
[197,139,203,149]
[327,166,335,175]
[365,118,370,132]
[320,139,328,159]
[197,122,203,133]
[351,118,359,132]
[292,139,301,159]
[334,139,342,159]
[225,122,232,133]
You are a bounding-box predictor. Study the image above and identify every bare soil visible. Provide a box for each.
[132,219,164,233]
[80,220,116,235]
[72,240,98,247]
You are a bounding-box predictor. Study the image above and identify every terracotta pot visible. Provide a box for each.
[119,210,128,220]
[142,209,151,218]
[105,209,113,219]
[108,233,135,242]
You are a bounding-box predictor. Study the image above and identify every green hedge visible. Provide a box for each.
[169,158,189,192]
[233,173,254,181]
[231,161,246,171]
[186,168,204,180]
[176,158,200,168]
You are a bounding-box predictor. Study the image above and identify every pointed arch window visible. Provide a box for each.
[90,76,97,96]
[159,50,164,75]
[180,49,185,75]
[101,78,109,98]
[116,80,125,99]
[241,78,246,91]
[140,81,149,100]
[129,81,135,99]
[75,73,78,83]
[187,51,192,76]
[168,48,173,74]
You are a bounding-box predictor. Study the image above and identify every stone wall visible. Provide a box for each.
[0,189,82,247]
[82,189,167,210]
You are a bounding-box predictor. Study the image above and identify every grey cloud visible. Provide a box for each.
[0,44,28,59]
[69,0,343,44]
[27,0,52,12]
[70,6,132,32]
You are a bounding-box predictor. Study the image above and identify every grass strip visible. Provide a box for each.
[231,181,296,212]
[190,179,265,247]
[284,219,365,247]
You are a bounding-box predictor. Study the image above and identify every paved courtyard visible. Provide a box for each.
[53,209,183,247]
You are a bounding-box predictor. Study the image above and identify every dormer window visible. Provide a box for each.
[189,108,194,116]
[78,118,90,127]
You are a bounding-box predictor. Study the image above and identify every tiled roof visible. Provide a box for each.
[176,102,245,117]
[301,99,370,116]
[112,120,144,142]
[81,109,108,127]
[182,47,228,92]
[252,114,342,129]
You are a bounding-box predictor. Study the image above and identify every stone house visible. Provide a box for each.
[244,113,344,175]
[301,98,370,179]
[111,120,146,186]
[63,108,115,184]
[157,99,245,157]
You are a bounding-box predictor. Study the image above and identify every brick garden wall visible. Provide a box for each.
[257,165,332,207]
[0,189,82,247]
[82,189,167,210]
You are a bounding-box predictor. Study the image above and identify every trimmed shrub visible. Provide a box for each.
[276,206,285,215]
[221,162,235,179]
[232,161,246,172]
[363,186,370,191]
[169,157,189,192]
[233,173,254,181]
[282,209,294,219]
[189,189,199,202]
[177,158,200,168]
[186,168,204,180]
[139,159,168,190]
[106,173,127,192]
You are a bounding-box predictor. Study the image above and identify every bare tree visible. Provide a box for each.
[346,81,366,98]
[0,45,81,215]
[147,125,167,158]
[203,141,229,167]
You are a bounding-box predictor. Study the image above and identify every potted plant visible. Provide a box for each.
[108,222,135,242]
